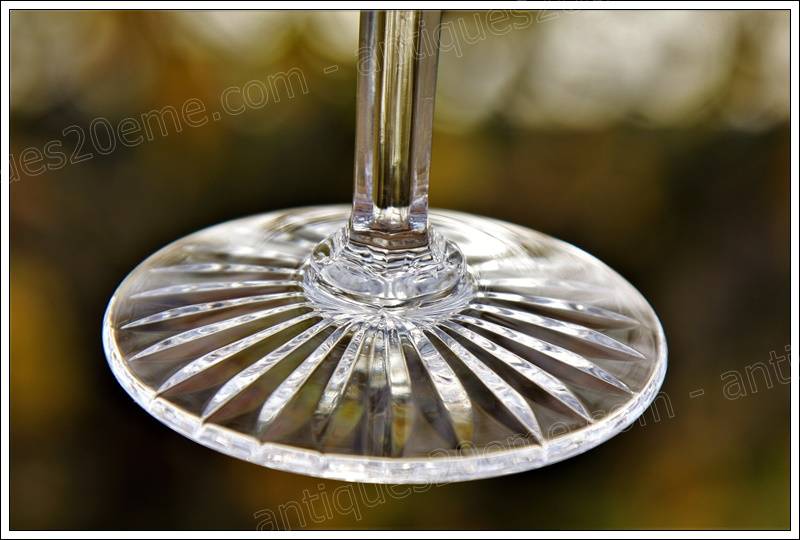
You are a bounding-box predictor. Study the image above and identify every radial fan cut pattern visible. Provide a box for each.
[103,206,666,483]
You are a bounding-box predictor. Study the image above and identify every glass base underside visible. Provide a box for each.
[103,206,667,483]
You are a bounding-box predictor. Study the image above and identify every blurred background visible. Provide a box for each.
[9,10,790,530]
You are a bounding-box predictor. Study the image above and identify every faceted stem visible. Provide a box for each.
[303,10,468,307]
[349,10,442,249]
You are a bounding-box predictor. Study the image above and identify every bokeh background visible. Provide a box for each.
[9,10,790,530]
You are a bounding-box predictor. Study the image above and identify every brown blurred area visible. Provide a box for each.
[9,10,790,530]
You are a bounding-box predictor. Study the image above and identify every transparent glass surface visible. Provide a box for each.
[103,10,667,483]
[103,206,666,483]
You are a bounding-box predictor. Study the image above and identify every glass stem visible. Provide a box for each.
[349,10,442,250]
[305,10,470,307]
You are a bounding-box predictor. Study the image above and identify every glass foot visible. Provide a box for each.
[103,205,666,483]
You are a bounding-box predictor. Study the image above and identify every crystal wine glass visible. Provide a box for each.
[103,10,667,483]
